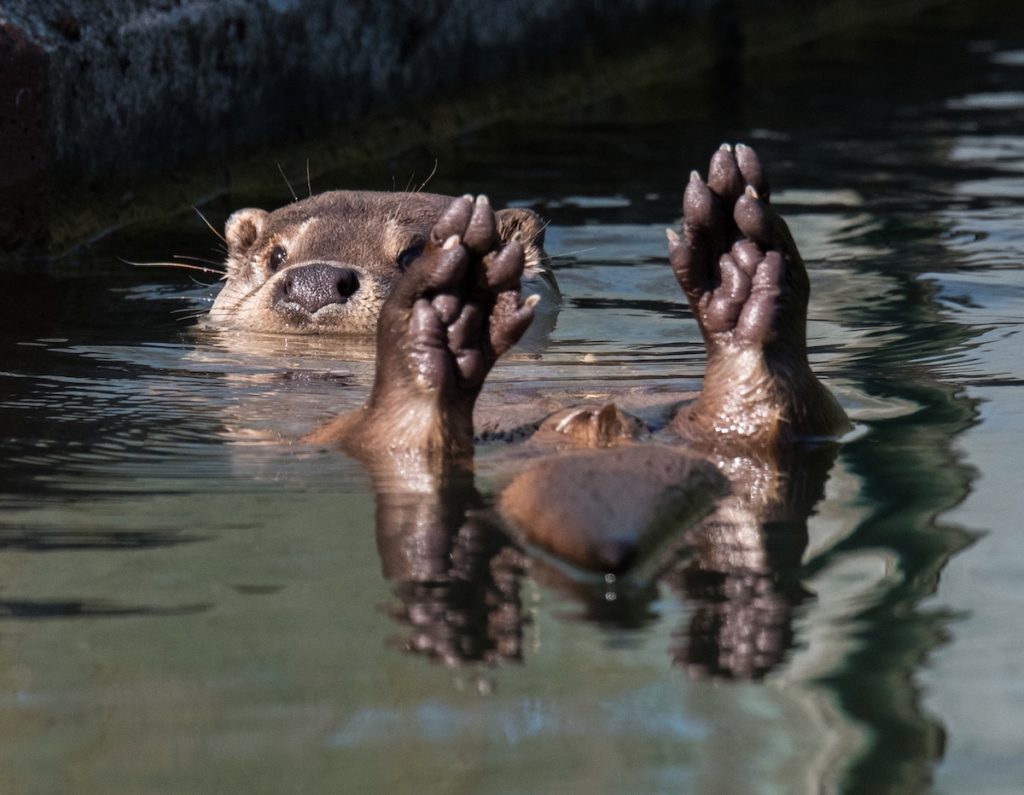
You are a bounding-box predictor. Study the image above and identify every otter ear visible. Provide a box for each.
[495,208,546,250]
[225,209,269,258]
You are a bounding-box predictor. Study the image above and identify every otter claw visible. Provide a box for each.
[735,143,769,198]
[431,197,475,245]
[463,195,498,253]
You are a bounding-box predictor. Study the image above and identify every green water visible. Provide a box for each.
[1,5,1023,793]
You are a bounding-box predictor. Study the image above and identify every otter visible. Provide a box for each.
[202,144,851,673]
[281,144,848,577]
[209,190,552,334]
[208,145,849,584]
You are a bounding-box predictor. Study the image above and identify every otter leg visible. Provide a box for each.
[667,144,848,446]
[310,195,536,457]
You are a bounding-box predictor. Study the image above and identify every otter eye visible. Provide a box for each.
[268,245,288,272]
[396,242,425,271]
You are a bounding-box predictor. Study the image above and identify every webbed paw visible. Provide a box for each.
[667,144,850,445]
[375,194,537,409]
[667,144,807,357]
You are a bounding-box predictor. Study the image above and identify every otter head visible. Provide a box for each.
[208,190,547,335]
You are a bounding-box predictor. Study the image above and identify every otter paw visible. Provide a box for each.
[667,144,807,352]
[377,195,537,404]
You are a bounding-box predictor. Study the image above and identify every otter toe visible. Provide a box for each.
[430,195,475,246]
[668,143,810,354]
[708,143,746,204]
[373,193,535,407]
[462,195,499,255]
[735,143,770,198]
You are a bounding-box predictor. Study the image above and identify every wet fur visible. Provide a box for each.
[210,190,548,335]
[211,146,850,577]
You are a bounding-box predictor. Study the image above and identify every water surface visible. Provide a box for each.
[1,6,1023,793]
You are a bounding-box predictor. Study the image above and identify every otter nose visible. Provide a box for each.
[279,263,361,313]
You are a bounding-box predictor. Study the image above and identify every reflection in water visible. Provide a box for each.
[371,470,527,666]
[366,438,841,683]
[809,271,980,792]
[1,4,1022,791]
[666,444,839,680]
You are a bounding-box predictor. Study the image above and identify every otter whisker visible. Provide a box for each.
[193,207,227,245]
[306,158,313,198]
[415,159,439,194]
[390,178,414,224]
[547,247,596,260]
[174,310,212,324]
[391,159,439,224]
[277,163,298,203]
[173,254,226,270]
[171,301,213,316]
[118,257,224,276]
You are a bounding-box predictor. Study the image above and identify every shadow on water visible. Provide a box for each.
[371,474,528,666]
[0,600,211,619]
[0,528,206,553]
[370,435,841,681]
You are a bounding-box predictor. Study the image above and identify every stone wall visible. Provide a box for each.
[0,0,709,251]
[0,0,957,254]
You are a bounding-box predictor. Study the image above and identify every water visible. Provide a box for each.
[2,5,1024,793]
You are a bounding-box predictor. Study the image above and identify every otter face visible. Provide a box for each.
[209,190,547,335]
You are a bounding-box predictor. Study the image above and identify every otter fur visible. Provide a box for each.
[210,145,850,576]
[210,191,550,334]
